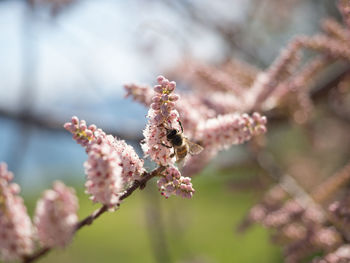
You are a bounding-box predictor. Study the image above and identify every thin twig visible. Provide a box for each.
[22,166,166,263]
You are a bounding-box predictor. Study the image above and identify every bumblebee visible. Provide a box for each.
[162,122,203,163]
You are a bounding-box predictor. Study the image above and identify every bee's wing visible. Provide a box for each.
[185,138,204,155]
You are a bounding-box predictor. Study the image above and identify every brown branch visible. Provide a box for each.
[22,166,166,263]
[0,107,143,142]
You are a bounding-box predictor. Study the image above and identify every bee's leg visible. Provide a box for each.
[161,142,172,148]
[178,120,184,133]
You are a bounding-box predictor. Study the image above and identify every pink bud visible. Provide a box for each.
[80,123,87,131]
[152,97,161,103]
[151,102,161,110]
[85,130,93,137]
[63,123,71,130]
[157,75,165,83]
[71,116,79,125]
[169,94,179,101]
[182,177,191,184]
[9,183,20,194]
[168,81,176,91]
[161,79,170,87]
[167,101,175,108]
[154,85,163,93]
[88,124,97,131]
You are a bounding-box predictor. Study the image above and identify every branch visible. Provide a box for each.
[0,107,143,142]
[22,166,166,263]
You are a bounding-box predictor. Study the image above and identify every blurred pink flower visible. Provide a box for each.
[124,83,154,106]
[0,163,33,261]
[196,112,267,152]
[34,181,78,248]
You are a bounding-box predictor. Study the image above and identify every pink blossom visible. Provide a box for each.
[157,165,195,199]
[64,116,97,150]
[34,181,79,248]
[124,83,155,106]
[65,117,145,183]
[124,82,215,139]
[84,141,123,209]
[318,245,350,263]
[311,227,341,249]
[251,40,302,110]
[0,163,33,261]
[113,140,145,182]
[142,76,181,166]
[94,134,145,183]
[196,112,267,152]
[176,95,215,139]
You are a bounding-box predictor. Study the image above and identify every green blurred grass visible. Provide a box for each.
[24,171,282,263]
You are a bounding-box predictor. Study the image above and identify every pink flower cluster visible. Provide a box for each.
[196,112,267,152]
[0,163,33,261]
[84,141,123,208]
[124,83,215,139]
[150,76,180,125]
[34,181,79,248]
[0,164,81,259]
[64,116,97,150]
[243,162,350,263]
[142,76,181,166]
[157,165,195,199]
[65,116,145,206]
[314,245,350,263]
[114,139,145,182]
[126,76,268,178]
[124,83,155,107]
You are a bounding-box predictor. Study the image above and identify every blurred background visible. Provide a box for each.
[0,0,347,262]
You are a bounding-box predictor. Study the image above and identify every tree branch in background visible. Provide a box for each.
[0,107,143,141]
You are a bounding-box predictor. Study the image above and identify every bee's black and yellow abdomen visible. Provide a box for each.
[175,145,188,162]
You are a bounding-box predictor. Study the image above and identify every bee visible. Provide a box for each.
[162,121,203,163]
